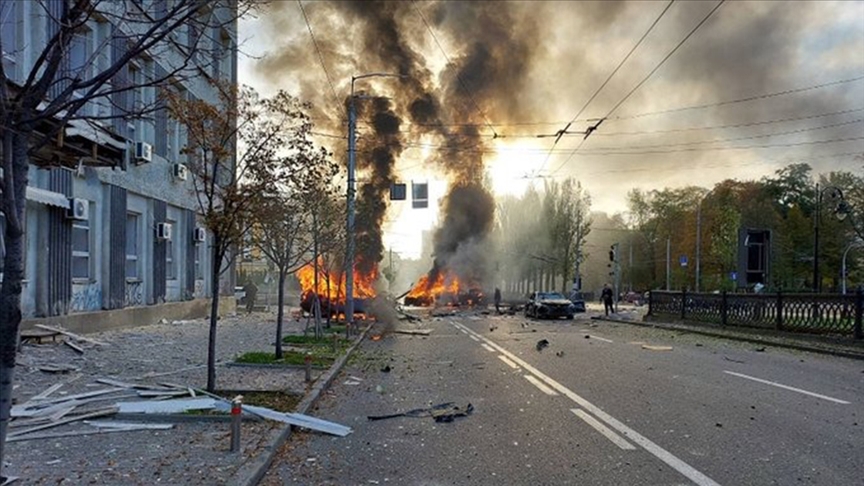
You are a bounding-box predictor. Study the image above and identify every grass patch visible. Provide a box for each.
[235,350,335,367]
[283,334,351,347]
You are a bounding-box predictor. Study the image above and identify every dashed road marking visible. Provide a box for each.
[498,355,520,369]
[723,370,850,404]
[525,375,559,396]
[451,320,721,486]
[469,335,480,342]
[481,343,496,353]
[571,408,635,450]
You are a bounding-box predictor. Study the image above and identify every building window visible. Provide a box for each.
[0,1,19,80]
[195,239,204,280]
[72,209,92,280]
[166,219,176,280]
[126,213,140,280]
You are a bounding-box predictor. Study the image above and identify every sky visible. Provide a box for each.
[237,0,864,259]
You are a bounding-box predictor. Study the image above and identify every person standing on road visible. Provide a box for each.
[494,287,502,314]
[601,283,614,316]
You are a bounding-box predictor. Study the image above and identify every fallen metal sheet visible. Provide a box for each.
[367,402,474,423]
[116,397,216,414]
[136,389,190,398]
[9,407,119,438]
[242,404,352,437]
[12,387,127,415]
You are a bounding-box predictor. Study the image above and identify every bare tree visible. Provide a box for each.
[167,85,300,392]
[0,1,254,477]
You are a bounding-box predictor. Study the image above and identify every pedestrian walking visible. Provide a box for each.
[494,287,502,314]
[243,280,258,314]
[601,283,614,316]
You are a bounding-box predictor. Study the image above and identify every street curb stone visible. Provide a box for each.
[597,315,864,361]
[228,325,372,486]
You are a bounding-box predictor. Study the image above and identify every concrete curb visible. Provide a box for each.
[228,325,372,486]
[596,316,864,361]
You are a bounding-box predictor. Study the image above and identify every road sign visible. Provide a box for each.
[679,255,688,267]
[730,271,738,281]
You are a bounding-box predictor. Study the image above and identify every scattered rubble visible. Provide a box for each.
[367,402,474,423]
[536,339,549,352]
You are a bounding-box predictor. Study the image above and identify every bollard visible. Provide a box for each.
[230,395,243,453]
[305,352,313,383]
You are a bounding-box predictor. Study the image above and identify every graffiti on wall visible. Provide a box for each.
[125,281,144,307]
[195,279,205,299]
[71,283,102,312]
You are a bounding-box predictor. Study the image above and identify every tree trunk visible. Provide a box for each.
[0,133,31,478]
[275,269,286,359]
[206,237,223,393]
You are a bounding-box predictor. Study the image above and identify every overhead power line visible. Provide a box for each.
[614,74,864,120]
[411,0,499,139]
[535,0,675,177]
[550,0,726,177]
[297,0,343,116]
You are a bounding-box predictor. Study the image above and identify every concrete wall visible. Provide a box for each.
[21,297,236,335]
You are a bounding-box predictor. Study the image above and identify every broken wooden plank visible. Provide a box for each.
[136,389,190,398]
[96,378,175,391]
[34,324,108,346]
[83,420,174,430]
[7,426,166,443]
[8,407,118,438]
[116,397,216,414]
[63,340,84,354]
[38,364,79,374]
[30,383,64,401]
[393,329,432,336]
[241,404,352,437]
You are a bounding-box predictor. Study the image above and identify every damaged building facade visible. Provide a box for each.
[0,1,237,330]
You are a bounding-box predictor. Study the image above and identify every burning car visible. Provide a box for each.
[525,291,577,320]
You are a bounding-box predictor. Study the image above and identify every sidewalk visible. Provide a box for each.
[596,305,864,361]
[4,310,361,485]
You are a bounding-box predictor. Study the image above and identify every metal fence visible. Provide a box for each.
[648,288,864,339]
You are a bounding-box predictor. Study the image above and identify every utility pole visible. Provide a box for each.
[345,73,405,332]
[813,183,820,293]
[696,201,702,292]
[345,86,357,330]
[666,237,671,291]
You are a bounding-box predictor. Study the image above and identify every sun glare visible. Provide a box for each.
[487,141,549,197]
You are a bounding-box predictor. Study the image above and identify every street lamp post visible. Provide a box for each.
[813,184,848,293]
[345,73,404,332]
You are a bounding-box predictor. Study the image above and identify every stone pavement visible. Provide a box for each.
[4,309,346,485]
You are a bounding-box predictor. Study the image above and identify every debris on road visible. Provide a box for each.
[536,339,549,351]
[754,347,766,352]
[34,324,108,346]
[723,356,745,364]
[241,404,352,436]
[641,345,673,351]
[393,329,432,336]
[555,351,565,357]
[380,365,391,373]
[367,402,474,423]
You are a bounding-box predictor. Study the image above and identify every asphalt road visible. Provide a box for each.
[262,308,864,485]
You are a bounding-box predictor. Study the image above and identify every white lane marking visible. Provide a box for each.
[723,371,850,405]
[571,409,636,450]
[469,335,479,342]
[481,343,496,353]
[451,320,720,486]
[498,355,520,369]
[524,375,559,396]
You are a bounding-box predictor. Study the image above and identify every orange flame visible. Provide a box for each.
[406,269,481,306]
[297,258,377,303]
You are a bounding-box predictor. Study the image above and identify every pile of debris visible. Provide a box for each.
[10,377,351,443]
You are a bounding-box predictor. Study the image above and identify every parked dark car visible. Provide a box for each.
[525,291,577,320]
[568,291,587,313]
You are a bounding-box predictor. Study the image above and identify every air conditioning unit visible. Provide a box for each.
[134,142,152,164]
[156,222,173,240]
[67,198,89,220]
[193,227,206,243]
[172,163,188,181]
